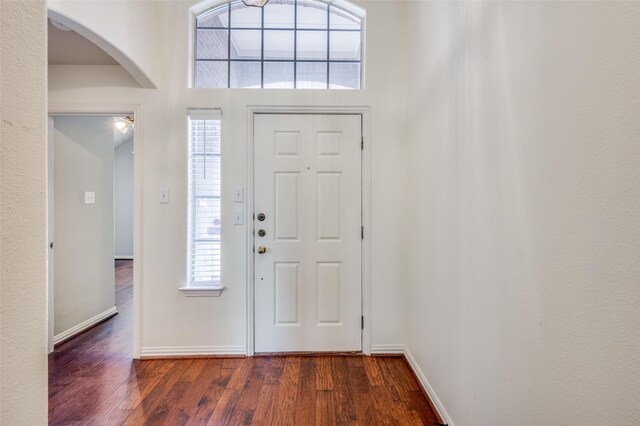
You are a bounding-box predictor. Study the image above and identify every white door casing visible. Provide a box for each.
[254,114,362,353]
[47,117,55,354]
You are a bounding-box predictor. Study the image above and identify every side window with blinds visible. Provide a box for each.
[187,109,222,292]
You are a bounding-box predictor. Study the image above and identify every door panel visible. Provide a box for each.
[254,114,362,353]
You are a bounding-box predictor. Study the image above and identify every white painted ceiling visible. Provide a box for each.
[48,19,118,65]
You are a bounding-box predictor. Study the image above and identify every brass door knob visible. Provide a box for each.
[257,246,267,254]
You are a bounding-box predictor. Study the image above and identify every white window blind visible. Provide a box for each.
[188,109,222,286]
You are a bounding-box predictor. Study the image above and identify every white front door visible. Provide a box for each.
[254,114,362,353]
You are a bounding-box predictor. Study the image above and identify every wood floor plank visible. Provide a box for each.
[250,384,278,425]
[206,360,253,425]
[315,356,334,391]
[315,390,337,426]
[164,359,222,425]
[346,357,381,426]
[49,261,440,425]
[294,357,317,425]
[266,356,301,426]
[184,384,226,425]
[331,356,358,425]
[363,356,385,387]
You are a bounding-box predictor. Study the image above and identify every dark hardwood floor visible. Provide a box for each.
[49,260,439,425]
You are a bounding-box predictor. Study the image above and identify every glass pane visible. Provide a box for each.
[190,122,221,155]
[230,61,262,88]
[329,31,361,60]
[297,0,327,29]
[297,30,327,60]
[329,6,360,30]
[329,62,360,89]
[230,1,262,28]
[192,156,221,197]
[195,61,228,88]
[196,29,228,60]
[264,30,294,60]
[193,197,221,239]
[230,30,261,60]
[296,62,327,89]
[197,5,229,28]
[264,0,294,29]
[264,62,294,88]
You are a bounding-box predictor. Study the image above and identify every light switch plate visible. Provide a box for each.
[233,187,244,203]
[160,188,170,204]
[233,210,244,225]
[84,192,95,204]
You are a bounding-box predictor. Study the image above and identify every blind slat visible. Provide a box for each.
[188,111,222,283]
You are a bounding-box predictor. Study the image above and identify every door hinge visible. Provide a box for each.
[361,316,364,329]
[361,226,364,239]
[361,136,364,150]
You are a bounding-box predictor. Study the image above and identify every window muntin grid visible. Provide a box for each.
[194,0,362,89]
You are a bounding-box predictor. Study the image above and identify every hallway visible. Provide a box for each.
[48,261,440,425]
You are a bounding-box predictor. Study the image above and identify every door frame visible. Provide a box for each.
[246,106,372,356]
[48,103,144,358]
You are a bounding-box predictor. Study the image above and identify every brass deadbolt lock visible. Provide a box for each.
[258,229,266,237]
[257,213,266,221]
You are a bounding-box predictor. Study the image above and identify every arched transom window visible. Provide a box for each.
[194,0,363,89]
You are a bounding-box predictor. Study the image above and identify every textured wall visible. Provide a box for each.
[405,1,640,425]
[0,0,48,423]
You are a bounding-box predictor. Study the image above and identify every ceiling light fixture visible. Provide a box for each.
[242,0,270,7]
[115,117,134,134]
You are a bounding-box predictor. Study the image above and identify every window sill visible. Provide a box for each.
[178,285,224,297]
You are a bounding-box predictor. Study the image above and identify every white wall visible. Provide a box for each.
[405,2,640,425]
[53,116,116,336]
[0,0,48,423]
[48,0,408,354]
[114,136,134,258]
[47,0,160,88]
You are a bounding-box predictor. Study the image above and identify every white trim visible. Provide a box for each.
[189,0,365,18]
[245,106,372,356]
[46,10,155,88]
[370,344,405,355]
[48,103,144,359]
[361,107,372,355]
[140,345,246,358]
[54,306,118,345]
[404,347,455,426]
[115,255,134,260]
[188,0,366,89]
[178,286,225,297]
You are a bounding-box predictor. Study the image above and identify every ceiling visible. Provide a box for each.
[48,19,118,65]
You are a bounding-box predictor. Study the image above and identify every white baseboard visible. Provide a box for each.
[403,346,455,426]
[140,345,246,358]
[370,344,406,354]
[115,255,133,260]
[54,306,118,346]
